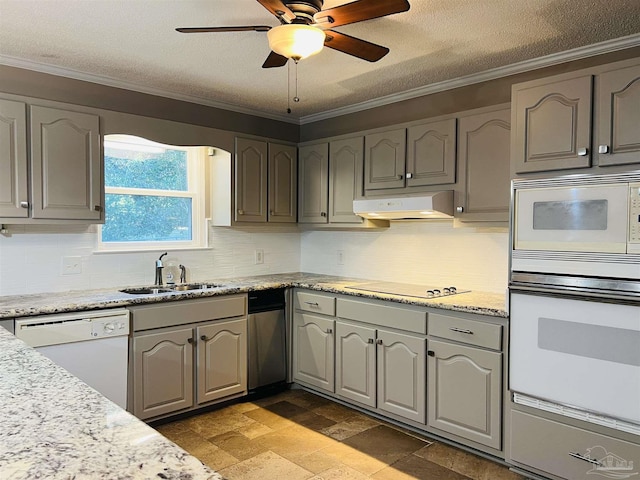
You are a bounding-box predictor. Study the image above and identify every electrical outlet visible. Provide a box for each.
[62,256,82,275]
[337,250,344,265]
[254,249,264,265]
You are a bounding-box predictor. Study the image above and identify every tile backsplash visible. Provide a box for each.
[0,220,508,295]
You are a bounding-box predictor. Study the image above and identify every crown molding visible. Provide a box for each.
[0,55,298,124]
[299,34,640,125]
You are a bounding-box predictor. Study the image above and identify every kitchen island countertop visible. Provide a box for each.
[0,272,508,319]
[0,326,222,480]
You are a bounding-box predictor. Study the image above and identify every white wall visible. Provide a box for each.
[0,224,301,295]
[0,220,509,296]
[300,221,509,294]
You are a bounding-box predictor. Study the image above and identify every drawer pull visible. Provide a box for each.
[450,327,474,335]
[569,452,602,466]
[304,301,319,307]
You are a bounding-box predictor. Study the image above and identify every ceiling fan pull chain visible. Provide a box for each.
[287,60,292,114]
[294,60,300,103]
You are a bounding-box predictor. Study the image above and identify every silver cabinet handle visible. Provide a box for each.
[320,212,327,217]
[367,338,374,344]
[238,209,244,215]
[269,210,274,215]
[577,147,588,156]
[450,327,474,335]
[456,206,464,213]
[406,172,413,179]
[20,201,29,209]
[569,452,602,466]
[304,301,319,307]
[376,339,383,345]
[200,335,209,341]
[598,145,610,154]
[326,328,333,334]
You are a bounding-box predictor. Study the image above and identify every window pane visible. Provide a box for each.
[104,147,188,191]
[102,194,193,242]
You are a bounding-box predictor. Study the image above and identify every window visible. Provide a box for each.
[99,135,208,251]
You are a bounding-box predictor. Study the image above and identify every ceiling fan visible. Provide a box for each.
[176,0,411,68]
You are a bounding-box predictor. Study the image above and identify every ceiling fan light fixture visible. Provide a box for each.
[267,24,325,61]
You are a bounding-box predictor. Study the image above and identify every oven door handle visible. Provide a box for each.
[569,452,603,467]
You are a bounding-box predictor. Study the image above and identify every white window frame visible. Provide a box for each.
[97,136,208,252]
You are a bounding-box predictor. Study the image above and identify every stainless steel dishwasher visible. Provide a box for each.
[248,288,287,392]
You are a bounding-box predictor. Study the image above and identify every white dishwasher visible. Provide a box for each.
[15,308,130,408]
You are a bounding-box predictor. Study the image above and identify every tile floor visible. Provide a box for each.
[155,389,526,480]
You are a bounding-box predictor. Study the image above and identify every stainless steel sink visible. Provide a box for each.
[170,283,224,291]
[119,287,173,295]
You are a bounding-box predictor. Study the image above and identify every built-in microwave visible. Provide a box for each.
[512,171,640,280]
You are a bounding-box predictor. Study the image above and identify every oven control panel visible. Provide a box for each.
[630,182,640,245]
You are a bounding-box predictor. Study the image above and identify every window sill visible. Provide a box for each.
[93,246,213,254]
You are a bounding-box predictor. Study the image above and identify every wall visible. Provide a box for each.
[300,221,509,294]
[0,225,301,296]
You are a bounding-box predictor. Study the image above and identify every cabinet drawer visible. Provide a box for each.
[337,298,426,334]
[510,410,640,480]
[294,291,336,316]
[428,313,501,350]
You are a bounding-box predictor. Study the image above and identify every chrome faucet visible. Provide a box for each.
[179,264,187,284]
[155,252,168,286]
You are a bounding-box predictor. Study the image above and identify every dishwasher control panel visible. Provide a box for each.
[91,318,129,338]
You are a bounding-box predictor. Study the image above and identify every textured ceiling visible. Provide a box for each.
[1,0,639,121]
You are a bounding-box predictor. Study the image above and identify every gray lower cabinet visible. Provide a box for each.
[427,313,503,450]
[335,321,377,408]
[0,100,102,223]
[292,312,335,392]
[133,327,194,419]
[512,73,592,174]
[596,62,640,167]
[455,106,511,222]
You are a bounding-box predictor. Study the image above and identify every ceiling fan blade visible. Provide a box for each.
[176,26,272,33]
[324,30,389,62]
[256,0,296,22]
[315,0,410,28]
[262,51,289,68]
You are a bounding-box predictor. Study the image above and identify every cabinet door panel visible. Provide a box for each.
[329,137,364,224]
[197,318,247,404]
[268,143,297,222]
[235,138,267,222]
[30,105,102,220]
[407,119,456,186]
[336,321,376,407]
[428,339,502,449]
[298,143,329,223]
[364,129,406,190]
[133,328,194,420]
[377,329,425,423]
[456,108,510,222]
[293,313,335,392]
[0,99,28,218]
[597,63,640,167]
[513,75,592,173]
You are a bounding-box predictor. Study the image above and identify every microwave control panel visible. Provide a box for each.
[630,182,640,244]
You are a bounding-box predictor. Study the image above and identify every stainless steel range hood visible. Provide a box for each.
[353,191,454,220]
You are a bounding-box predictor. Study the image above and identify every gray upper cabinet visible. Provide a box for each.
[235,137,268,223]
[268,143,297,223]
[512,74,592,174]
[456,107,511,222]
[596,62,640,167]
[298,143,329,223]
[364,129,406,190]
[30,105,102,220]
[0,99,28,218]
[329,137,364,224]
[406,118,457,187]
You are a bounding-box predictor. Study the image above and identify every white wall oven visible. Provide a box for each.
[510,170,640,435]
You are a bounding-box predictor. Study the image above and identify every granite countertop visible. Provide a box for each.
[0,327,222,480]
[0,272,508,319]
